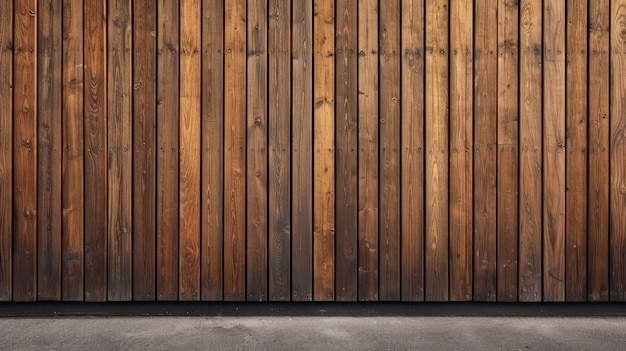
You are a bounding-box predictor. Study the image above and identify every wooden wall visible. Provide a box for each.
[0,0,625,302]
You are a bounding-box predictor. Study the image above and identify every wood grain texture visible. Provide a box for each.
[401,0,425,302]
[564,0,587,302]
[179,0,201,302]
[224,0,246,301]
[268,0,291,301]
[291,0,314,302]
[0,0,13,301]
[449,0,473,302]
[335,0,358,302]
[132,0,157,301]
[610,1,626,302]
[247,0,268,302]
[357,0,379,302]
[473,0,497,302]
[379,0,401,301]
[588,0,610,302]
[62,0,85,301]
[13,0,38,302]
[108,0,133,301]
[543,0,566,302]
[201,0,224,301]
[518,0,542,302]
[313,0,335,301]
[156,0,179,301]
[37,0,62,301]
[496,0,518,302]
[425,0,449,301]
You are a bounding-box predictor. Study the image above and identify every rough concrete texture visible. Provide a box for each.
[0,316,625,350]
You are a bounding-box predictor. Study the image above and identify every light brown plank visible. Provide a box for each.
[37,0,62,301]
[357,0,379,302]
[588,0,610,302]
[268,0,291,301]
[313,0,335,301]
[565,0,587,301]
[201,0,224,301]
[425,0,449,301]
[13,0,38,302]
[224,0,246,301]
[473,0,497,302]
[449,0,473,301]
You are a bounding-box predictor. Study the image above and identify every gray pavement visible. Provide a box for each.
[1,316,625,350]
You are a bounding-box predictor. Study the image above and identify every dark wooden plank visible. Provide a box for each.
[357,0,379,302]
[268,0,291,301]
[156,0,179,301]
[587,0,610,302]
[400,0,425,302]
[518,0,542,302]
[379,0,401,301]
[37,0,62,301]
[564,0,587,301]
[13,0,38,302]
[610,0,626,302]
[84,0,108,302]
[335,0,358,302]
[247,0,268,301]
[62,0,85,301]
[108,0,133,301]
[543,0,566,302]
[201,0,224,301]
[179,0,201,302]
[425,0,449,301]
[0,0,13,302]
[132,0,157,301]
[224,0,246,301]
[313,0,335,301]
[291,0,314,302]
[497,0,519,302]
[473,0,497,302]
[449,0,473,301]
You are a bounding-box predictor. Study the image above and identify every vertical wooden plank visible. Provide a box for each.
[449,0,473,302]
[564,0,587,301]
[497,0,519,302]
[473,0,497,302]
[84,0,107,302]
[179,0,201,302]
[37,0,62,301]
[357,0,379,302]
[588,0,610,302]
[224,0,246,301]
[62,0,85,301]
[201,0,224,301]
[401,0,425,302]
[425,0,449,301]
[610,0,626,302]
[268,0,291,301]
[0,0,13,302]
[335,0,358,302]
[132,0,157,301]
[13,0,38,302]
[108,0,133,301]
[379,0,401,301]
[157,0,179,301]
[292,0,314,301]
[543,0,566,302]
[313,0,335,301]
[518,0,542,302]
[247,0,268,301]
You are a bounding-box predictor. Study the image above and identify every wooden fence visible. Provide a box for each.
[0,0,625,302]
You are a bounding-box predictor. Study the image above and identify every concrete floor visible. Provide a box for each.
[1,316,625,350]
